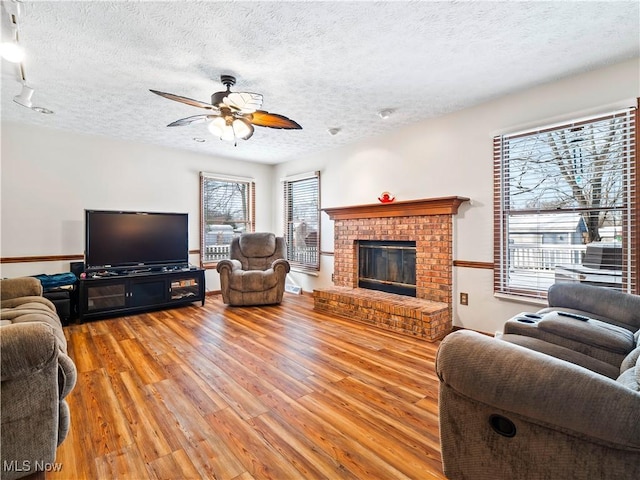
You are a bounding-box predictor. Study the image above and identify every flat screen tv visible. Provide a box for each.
[85,210,189,271]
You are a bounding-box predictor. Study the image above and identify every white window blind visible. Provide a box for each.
[494,106,637,299]
[200,173,255,265]
[283,171,320,271]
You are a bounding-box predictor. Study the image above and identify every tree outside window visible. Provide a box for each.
[284,172,320,272]
[494,107,637,298]
[200,174,255,265]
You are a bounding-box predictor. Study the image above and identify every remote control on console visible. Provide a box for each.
[556,311,590,321]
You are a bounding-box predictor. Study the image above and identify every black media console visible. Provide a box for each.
[78,268,205,321]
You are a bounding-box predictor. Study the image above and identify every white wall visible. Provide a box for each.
[0,125,275,291]
[274,58,640,334]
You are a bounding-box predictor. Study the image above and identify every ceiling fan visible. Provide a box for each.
[150,75,302,144]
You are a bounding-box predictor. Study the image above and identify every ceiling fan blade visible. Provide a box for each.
[167,114,217,127]
[223,92,263,113]
[249,110,302,129]
[150,89,217,110]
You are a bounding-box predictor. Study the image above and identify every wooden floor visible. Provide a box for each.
[53,293,446,480]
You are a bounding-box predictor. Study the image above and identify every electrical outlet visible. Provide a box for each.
[460,292,469,305]
[331,273,335,282]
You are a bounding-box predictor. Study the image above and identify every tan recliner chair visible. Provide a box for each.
[216,232,291,306]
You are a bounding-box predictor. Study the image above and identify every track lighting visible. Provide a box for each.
[13,84,33,107]
[0,39,24,63]
[3,3,53,115]
[1,1,24,63]
[1,16,24,63]
[12,84,54,114]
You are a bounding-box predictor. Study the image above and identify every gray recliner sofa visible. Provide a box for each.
[1,277,77,480]
[501,283,640,378]
[216,232,291,306]
[437,283,640,480]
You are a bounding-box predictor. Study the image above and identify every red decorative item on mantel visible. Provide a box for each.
[378,192,395,203]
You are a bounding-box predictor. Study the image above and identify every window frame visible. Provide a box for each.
[493,103,638,299]
[283,171,321,272]
[200,172,255,267]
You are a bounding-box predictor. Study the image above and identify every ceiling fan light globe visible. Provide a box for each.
[208,116,226,137]
[232,118,253,140]
[220,125,235,142]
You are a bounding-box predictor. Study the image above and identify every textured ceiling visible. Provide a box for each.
[1,1,638,164]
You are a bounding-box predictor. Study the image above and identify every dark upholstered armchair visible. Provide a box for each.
[216,232,290,306]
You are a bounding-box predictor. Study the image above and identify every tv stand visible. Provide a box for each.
[78,269,205,321]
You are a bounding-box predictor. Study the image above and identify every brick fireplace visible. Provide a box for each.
[313,196,469,341]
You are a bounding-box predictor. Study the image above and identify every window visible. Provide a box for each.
[494,105,638,299]
[200,173,255,265]
[283,171,320,272]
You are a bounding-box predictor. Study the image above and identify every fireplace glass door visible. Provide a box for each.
[358,240,417,296]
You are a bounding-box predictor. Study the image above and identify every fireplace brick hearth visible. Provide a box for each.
[314,287,450,339]
[314,196,469,341]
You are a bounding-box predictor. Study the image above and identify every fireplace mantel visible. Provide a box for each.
[322,196,470,220]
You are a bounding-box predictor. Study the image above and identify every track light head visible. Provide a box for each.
[13,84,33,108]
